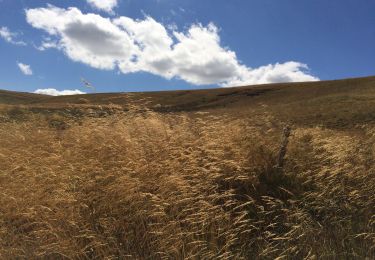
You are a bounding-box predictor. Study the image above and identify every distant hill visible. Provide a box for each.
[2,76,375,129]
[0,89,47,104]
[1,76,375,108]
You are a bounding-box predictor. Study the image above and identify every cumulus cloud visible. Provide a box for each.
[0,26,26,46]
[222,61,318,87]
[34,88,86,96]
[86,0,118,14]
[26,5,319,87]
[17,62,33,75]
[27,5,135,70]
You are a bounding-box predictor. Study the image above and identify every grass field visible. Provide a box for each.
[0,76,374,259]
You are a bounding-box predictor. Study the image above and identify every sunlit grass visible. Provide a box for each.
[1,77,375,258]
[0,101,373,259]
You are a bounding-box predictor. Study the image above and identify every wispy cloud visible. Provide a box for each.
[35,39,60,51]
[34,88,86,96]
[26,5,319,87]
[0,26,26,46]
[17,62,33,75]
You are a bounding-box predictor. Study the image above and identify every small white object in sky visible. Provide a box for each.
[17,62,33,75]
[81,77,96,92]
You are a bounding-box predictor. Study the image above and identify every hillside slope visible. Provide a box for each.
[2,76,375,129]
[2,76,375,107]
[0,76,374,259]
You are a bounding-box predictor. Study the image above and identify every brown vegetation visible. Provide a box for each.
[0,77,374,259]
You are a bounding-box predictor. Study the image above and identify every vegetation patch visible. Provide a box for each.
[0,77,374,259]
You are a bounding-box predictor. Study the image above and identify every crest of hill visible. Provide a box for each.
[2,76,374,130]
[1,76,374,109]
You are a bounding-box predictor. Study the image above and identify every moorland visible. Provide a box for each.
[0,76,374,259]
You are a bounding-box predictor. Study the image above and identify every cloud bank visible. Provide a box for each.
[0,26,26,46]
[26,5,319,87]
[34,88,86,96]
[17,62,33,75]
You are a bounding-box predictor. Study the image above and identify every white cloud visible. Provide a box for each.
[17,62,33,75]
[34,88,86,96]
[26,5,319,87]
[27,5,135,70]
[0,26,26,46]
[222,61,318,87]
[35,38,60,51]
[86,0,118,14]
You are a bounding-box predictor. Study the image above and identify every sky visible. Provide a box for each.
[0,0,374,95]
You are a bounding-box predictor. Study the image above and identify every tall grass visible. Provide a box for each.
[0,105,374,259]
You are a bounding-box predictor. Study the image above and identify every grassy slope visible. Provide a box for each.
[2,76,375,127]
[0,76,374,259]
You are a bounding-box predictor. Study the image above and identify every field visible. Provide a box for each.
[0,76,374,259]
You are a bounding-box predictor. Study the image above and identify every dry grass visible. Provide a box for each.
[0,77,374,259]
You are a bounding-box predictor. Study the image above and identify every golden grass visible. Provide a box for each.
[0,94,374,259]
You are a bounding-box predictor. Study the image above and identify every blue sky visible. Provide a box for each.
[0,0,374,94]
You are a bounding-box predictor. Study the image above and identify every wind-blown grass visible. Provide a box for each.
[0,103,373,259]
[1,76,375,259]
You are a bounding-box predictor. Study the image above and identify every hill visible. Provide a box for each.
[0,76,374,259]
